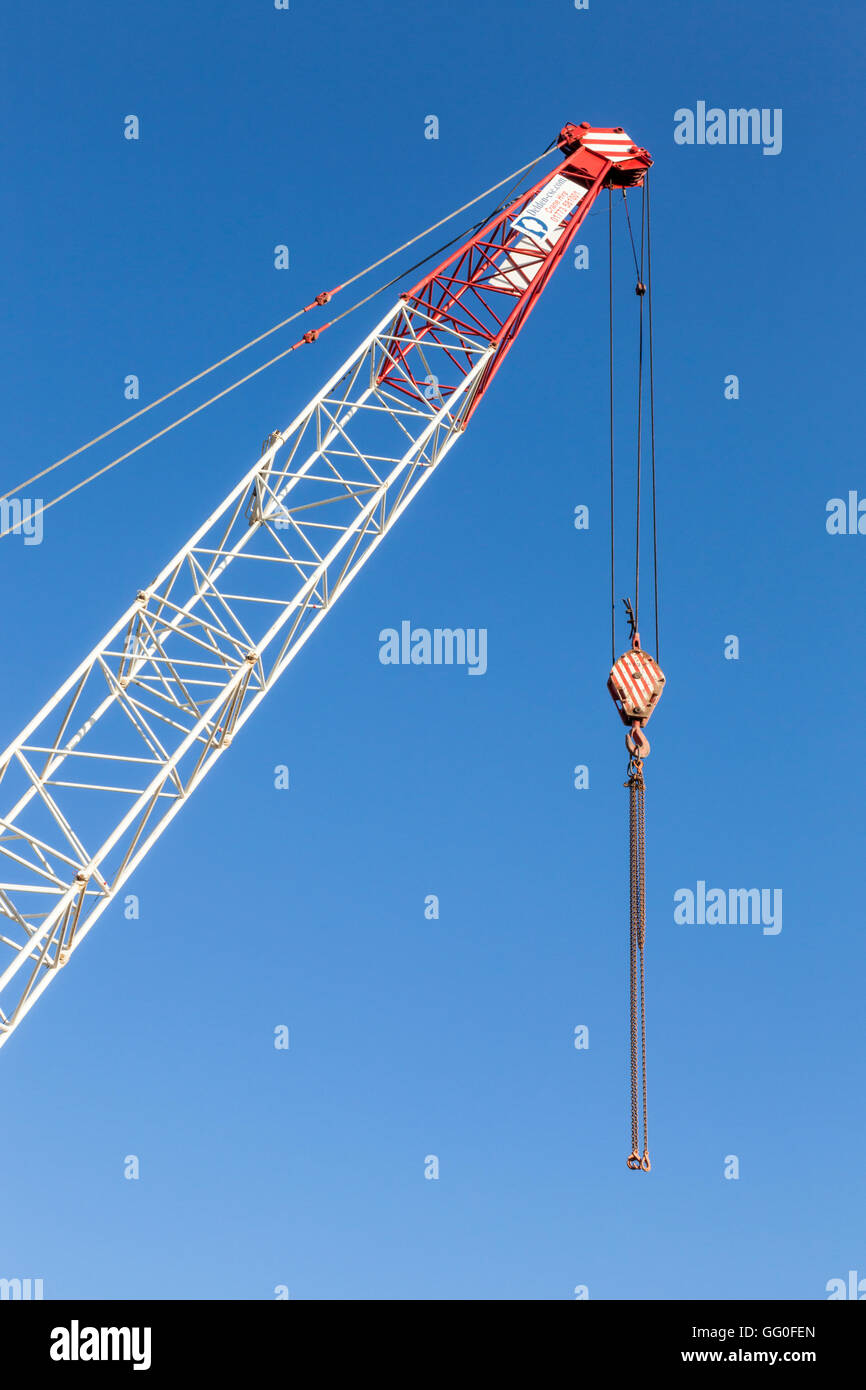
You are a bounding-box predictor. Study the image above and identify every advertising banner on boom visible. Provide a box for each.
[511,173,587,245]
[487,176,587,294]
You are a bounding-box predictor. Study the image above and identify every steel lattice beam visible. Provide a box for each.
[0,122,651,1047]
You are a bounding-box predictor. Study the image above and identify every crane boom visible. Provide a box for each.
[0,123,651,1047]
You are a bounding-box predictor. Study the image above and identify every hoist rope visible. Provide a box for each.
[634,184,646,629]
[646,175,660,662]
[608,188,616,667]
[621,190,642,282]
[611,184,660,659]
[0,143,555,538]
[609,176,659,1172]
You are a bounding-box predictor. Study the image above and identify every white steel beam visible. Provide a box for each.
[0,298,494,1045]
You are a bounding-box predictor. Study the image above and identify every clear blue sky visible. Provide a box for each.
[1,0,863,1300]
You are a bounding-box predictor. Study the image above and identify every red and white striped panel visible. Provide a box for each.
[580,128,638,164]
[608,647,665,722]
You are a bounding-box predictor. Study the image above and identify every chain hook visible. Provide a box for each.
[625,722,650,760]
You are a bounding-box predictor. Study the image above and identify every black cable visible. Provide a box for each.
[609,187,616,666]
[634,183,646,632]
[646,174,660,662]
[621,190,642,281]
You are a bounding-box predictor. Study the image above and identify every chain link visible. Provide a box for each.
[626,758,650,1171]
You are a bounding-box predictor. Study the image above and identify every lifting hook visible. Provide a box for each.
[625,722,650,759]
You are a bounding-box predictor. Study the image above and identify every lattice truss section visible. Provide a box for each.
[0,144,602,1045]
[390,205,576,408]
[0,299,497,1041]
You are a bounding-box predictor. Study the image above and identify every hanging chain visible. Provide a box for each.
[626,753,650,1171]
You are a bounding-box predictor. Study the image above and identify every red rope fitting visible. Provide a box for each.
[301,329,319,344]
[302,290,334,313]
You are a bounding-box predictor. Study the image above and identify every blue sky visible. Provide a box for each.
[0,0,863,1300]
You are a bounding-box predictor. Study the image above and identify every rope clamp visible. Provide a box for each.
[303,291,333,312]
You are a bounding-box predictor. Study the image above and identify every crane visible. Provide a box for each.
[0,121,660,1164]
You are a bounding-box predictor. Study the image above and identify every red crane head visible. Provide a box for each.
[557,122,652,187]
